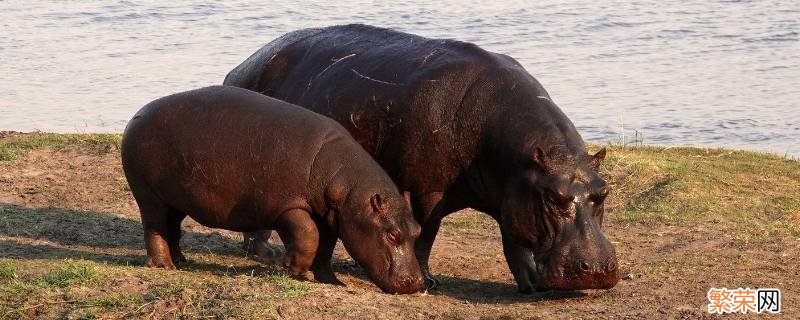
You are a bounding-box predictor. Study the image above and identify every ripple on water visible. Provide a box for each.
[0,0,798,156]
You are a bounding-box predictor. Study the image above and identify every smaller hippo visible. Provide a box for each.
[121,86,424,294]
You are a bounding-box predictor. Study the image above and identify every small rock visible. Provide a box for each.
[622,273,639,280]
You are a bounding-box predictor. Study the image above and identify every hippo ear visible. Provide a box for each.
[589,148,607,171]
[369,193,389,217]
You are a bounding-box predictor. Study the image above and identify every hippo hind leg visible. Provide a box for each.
[131,186,177,269]
[310,230,344,286]
[242,230,283,259]
[275,209,319,279]
[166,211,188,265]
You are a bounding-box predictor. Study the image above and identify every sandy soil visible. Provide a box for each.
[0,136,797,319]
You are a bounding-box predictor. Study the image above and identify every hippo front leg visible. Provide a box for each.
[415,218,443,289]
[275,209,319,278]
[500,227,538,294]
[310,230,344,286]
[409,192,449,289]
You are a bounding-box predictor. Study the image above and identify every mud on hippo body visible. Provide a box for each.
[224,24,618,292]
[121,86,424,294]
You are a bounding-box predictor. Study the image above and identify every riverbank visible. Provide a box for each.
[1,132,798,319]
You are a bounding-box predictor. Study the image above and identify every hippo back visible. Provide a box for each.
[224,24,560,194]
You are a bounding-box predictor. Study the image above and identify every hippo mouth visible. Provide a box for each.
[365,253,424,294]
[531,256,619,291]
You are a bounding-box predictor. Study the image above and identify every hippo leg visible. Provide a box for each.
[131,185,176,269]
[410,192,446,289]
[500,228,537,294]
[275,209,320,278]
[166,212,188,264]
[140,208,177,269]
[310,230,344,286]
[415,220,442,289]
[242,230,283,258]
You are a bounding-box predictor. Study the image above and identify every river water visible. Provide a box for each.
[1,1,798,155]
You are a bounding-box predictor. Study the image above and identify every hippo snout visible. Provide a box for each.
[378,274,424,294]
[536,255,619,291]
[569,257,619,289]
[532,231,619,291]
[574,257,617,276]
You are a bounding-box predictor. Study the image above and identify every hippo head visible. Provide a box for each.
[336,189,424,294]
[500,146,618,291]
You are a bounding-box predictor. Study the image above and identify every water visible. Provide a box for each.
[2,1,798,156]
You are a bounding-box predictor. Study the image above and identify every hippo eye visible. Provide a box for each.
[386,228,403,244]
[590,184,610,202]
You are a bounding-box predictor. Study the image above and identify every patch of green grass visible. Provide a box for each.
[0,132,121,161]
[638,252,717,277]
[0,303,24,320]
[116,177,130,191]
[0,205,34,229]
[0,261,18,282]
[87,294,144,308]
[63,209,93,219]
[262,270,292,284]
[148,278,189,299]
[278,281,311,299]
[441,210,495,235]
[261,270,311,298]
[38,263,103,288]
[597,145,800,243]
[0,280,38,296]
[0,258,310,319]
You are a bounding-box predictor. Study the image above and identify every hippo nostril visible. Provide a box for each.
[606,260,617,272]
[579,262,590,272]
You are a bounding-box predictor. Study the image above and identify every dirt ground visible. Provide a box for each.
[0,133,797,319]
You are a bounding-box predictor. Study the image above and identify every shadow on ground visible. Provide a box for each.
[331,247,586,304]
[0,202,588,303]
[0,203,243,263]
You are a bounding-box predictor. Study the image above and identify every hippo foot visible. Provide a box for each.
[313,272,345,286]
[246,240,284,260]
[146,256,176,270]
[423,273,441,290]
[311,265,344,286]
[516,273,538,294]
[516,266,539,294]
[517,283,534,295]
[171,253,187,265]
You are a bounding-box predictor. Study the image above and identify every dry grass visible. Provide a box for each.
[0,133,798,319]
[0,132,121,162]
[597,145,800,244]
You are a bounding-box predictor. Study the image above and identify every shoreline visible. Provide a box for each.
[1,130,797,161]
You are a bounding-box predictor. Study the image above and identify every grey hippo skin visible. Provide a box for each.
[121,86,424,294]
[224,24,618,292]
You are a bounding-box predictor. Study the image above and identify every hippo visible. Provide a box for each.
[224,24,618,292]
[121,85,424,294]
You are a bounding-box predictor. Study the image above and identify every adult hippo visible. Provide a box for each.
[224,24,618,292]
[121,86,424,294]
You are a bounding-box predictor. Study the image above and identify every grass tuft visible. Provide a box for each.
[0,132,121,161]
[596,145,800,243]
[262,270,312,298]
[0,261,18,282]
[38,263,103,288]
